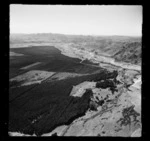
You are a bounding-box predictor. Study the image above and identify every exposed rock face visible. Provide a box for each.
[96,80,118,94]
[113,42,141,65]
[10,33,141,65]
[70,81,96,97]
[89,101,98,111]
[44,68,141,137]
[9,34,141,137]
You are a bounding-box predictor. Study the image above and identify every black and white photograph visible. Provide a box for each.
[9,5,142,137]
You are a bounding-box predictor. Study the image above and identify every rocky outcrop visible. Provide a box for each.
[113,42,141,65]
[44,68,141,136]
[9,34,141,137]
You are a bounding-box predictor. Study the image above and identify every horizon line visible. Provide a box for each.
[10,32,142,37]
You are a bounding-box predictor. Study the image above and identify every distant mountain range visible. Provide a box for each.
[10,33,141,65]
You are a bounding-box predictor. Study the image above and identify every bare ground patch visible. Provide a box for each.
[10,70,55,86]
[48,72,84,81]
[20,62,42,70]
[10,51,24,56]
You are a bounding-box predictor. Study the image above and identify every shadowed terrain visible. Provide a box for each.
[9,33,141,136]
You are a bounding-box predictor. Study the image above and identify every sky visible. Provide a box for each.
[10,5,142,36]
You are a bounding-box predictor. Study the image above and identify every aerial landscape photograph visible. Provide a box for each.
[9,5,142,137]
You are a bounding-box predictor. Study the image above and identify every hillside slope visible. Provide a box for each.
[10,33,141,65]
